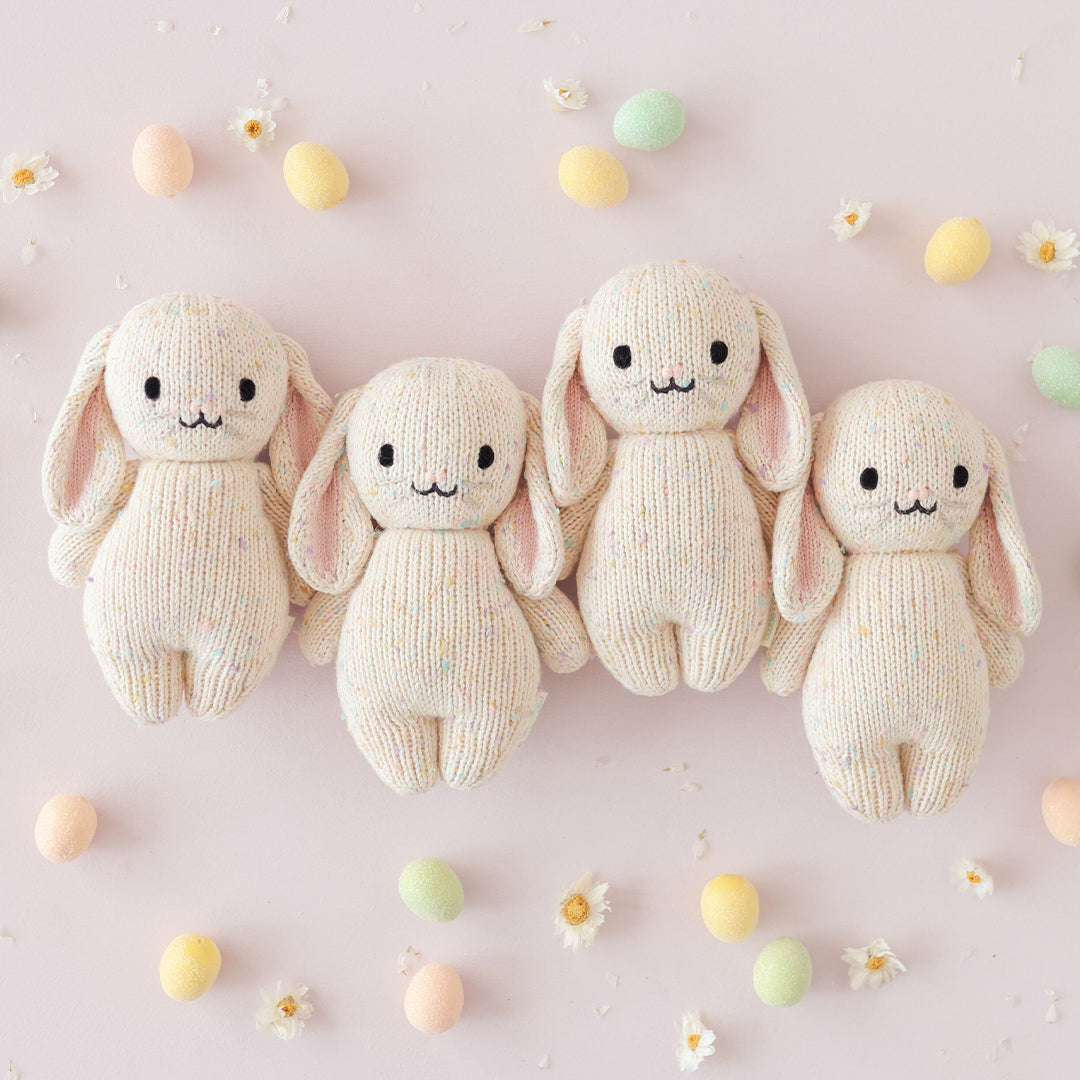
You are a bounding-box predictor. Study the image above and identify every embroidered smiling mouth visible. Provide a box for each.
[179,412,224,429]
[894,499,937,515]
[411,482,459,498]
[649,377,696,394]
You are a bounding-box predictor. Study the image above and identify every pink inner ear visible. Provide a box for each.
[309,470,344,584]
[751,350,788,474]
[795,488,822,605]
[978,500,1020,625]
[563,369,590,480]
[67,384,107,520]
[505,485,539,588]
[283,388,321,472]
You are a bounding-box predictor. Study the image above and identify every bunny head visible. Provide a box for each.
[43,293,331,527]
[289,357,563,598]
[772,380,1041,633]
[543,261,812,503]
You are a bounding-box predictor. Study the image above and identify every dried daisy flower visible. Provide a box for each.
[554,872,610,952]
[255,982,313,1040]
[1017,219,1078,273]
[841,938,906,990]
[949,856,994,898]
[2,152,59,204]
[830,198,872,240]
[228,107,276,152]
[676,1011,716,1071]
[544,77,588,111]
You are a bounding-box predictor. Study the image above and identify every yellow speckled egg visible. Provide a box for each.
[283,142,349,210]
[700,874,759,943]
[35,793,97,863]
[1042,777,1080,846]
[132,124,194,198]
[924,217,991,284]
[404,962,464,1034]
[159,934,222,1001]
[558,145,629,208]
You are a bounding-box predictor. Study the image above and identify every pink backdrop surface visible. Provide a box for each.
[3,1,1079,1076]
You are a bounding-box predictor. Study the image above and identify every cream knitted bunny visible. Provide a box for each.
[42,293,332,724]
[765,380,1041,821]
[288,357,588,794]
[542,261,811,695]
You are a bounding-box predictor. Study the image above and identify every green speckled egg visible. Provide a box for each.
[753,937,812,1007]
[398,857,464,922]
[1032,345,1080,409]
[613,89,685,151]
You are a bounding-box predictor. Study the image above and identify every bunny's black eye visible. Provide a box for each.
[612,344,632,369]
[144,376,161,401]
[860,467,878,490]
[710,340,728,364]
[478,444,495,469]
[953,464,969,488]
[239,378,256,402]
[378,444,394,467]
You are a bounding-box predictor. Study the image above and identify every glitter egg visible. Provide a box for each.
[1042,777,1080,845]
[159,934,222,1001]
[700,874,759,943]
[558,145,629,208]
[398,857,464,923]
[283,142,349,210]
[753,937,812,1007]
[613,89,686,151]
[924,217,991,284]
[132,124,194,198]
[1032,346,1080,409]
[34,793,97,863]
[404,963,464,1034]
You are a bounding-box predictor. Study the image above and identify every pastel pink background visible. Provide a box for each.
[3,1,1079,1076]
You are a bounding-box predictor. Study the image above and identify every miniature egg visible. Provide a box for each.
[613,89,686,151]
[159,934,222,1001]
[558,145,629,208]
[700,874,759,943]
[1032,346,1080,409]
[404,962,464,1034]
[924,217,991,284]
[34,793,97,863]
[753,937,812,1007]
[283,142,349,210]
[132,124,194,198]
[399,857,464,923]
[1042,777,1080,845]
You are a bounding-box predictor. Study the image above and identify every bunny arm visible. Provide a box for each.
[950,551,1024,688]
[298,588,352,665]
[257,463,314,607]
[47,460,139,587]
[739,444,780,552]
[761,604,832,695]
[558,440,616,580]
[514,585,591,673]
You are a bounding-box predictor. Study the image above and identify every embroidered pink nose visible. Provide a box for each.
[906,487,934,503]
[661,363,685,381]
[426,469,449,487]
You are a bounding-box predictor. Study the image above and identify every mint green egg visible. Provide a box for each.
[398,857,464,923]
[613,89,685,151]
[1032,345,1080,409]
[753,937,812,1007]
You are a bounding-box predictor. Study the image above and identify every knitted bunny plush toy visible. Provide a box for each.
[288,357,588,794]
[42,293,332,724]
[542,261,811,695]
[764,380,1041,821]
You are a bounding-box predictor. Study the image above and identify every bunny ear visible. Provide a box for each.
[494,393,564,599]
[42,324,126,528]
[287,387,374,595]
[968,426,1042,635]
[735,297,812,492]
[771,416,844,622]
[270,333,334,505]
[542,305,607,506]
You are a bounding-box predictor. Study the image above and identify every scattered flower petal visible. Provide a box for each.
[663,763,687,773]
[1006,422,1029,462]
[207,24,223,35]
[0,932,13,944]
[256,77,270,97]
[270,96,290,111]
[2,151,60,204]
[1017,220,1078,272]
[538,1054,550,1069]
[397,945,421,975]
[1046,989,1061,1024]
[20,237,36,265]
[691,828,708,859]
[154,19,174,32]
[275,6,291,23]
[676,1011,716,1072]
[960,946,976,961]
[1011,50,1025,81]
[554,872,610,952]
[519,19,553,32]
[594,1004,610,1017]
[572,28,586,44]
[28,408,40,425]
[841,938,906,990]
[949,857,994,899]
[680,783,701,793]
[228,106,276,151]
[606,971,620,987]
[987,1036,1013,1062]
[830,198,872,240]
[1004,994,1020,1007]
[420,80,431,91]
[447,19,467,32]
[7,1061,15,1080]
[256,982,314,1040]
[115,274,128,290]
[413,1,423,11]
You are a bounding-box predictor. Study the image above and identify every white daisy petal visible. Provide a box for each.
[227,107,276,152]
[543,77,588,111]
[949,857,994,898]
[255,982,313,1040]
[2,150,60,203]
[830,198,872,241]
[842,938,905,990]
[554,872,611,952]
[676,1011,717,1072]
[1018,219,1078,272]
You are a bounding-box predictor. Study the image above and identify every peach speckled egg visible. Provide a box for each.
[132,124,194,198]
[701,874,759,943]
[159,934,222,1001]
[34,793,97,863]
[1042,777,1080,846]
[404,962,464,1034]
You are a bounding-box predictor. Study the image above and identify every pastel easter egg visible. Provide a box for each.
[613,89,686,151]
[700,874,759,943]
[924,217,991,284]
[34,793,97,863]
[399,857,464,923]
[132,124,194,198]
[1032,346,1080,409]
[283,142,349,210]
[753,937,812,1007]
[1042,777,1080,845]
[159,934,222,1001]
[404,962,464,1034]
[558,146,629,208]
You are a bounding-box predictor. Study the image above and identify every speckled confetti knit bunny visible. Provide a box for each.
[542,261,812,695]
[765,381,1041,821]
[288,357,588,794]
[42,293,332,724]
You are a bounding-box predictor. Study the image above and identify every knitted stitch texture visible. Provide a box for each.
[42,293,332,723]
[541,261,811,695]
[288,357,586,794]
[764,381,1042,821]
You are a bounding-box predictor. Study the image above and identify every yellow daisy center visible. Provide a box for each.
[866,955,886,971]
[687,1033,701,1050]
[966,870,982,884]
[245,119,263,138]
[561,893,590,926]
[1039,240,1056,263]
[278,997,297,1016]
[12,168,35,187]
[844,212,858,225]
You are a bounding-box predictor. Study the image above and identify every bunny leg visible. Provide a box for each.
[439,693,545,790]
[347,707,441,794]
[590,621,680,695]
[809,738,905,822]
[678,611,767,692]
[515,587,591,673]
[901,737,983,818]
[96,647,186,725]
